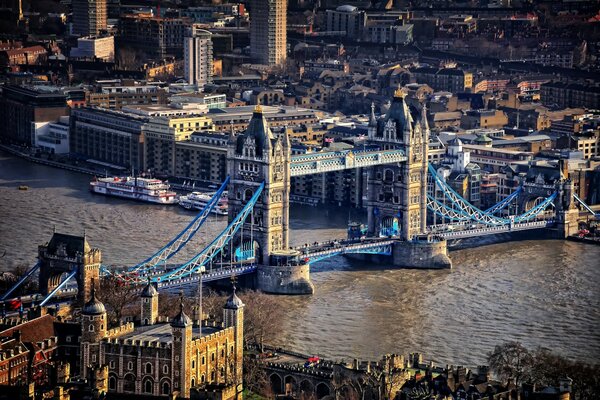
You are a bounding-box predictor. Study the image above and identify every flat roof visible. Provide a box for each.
[118,323,222,344]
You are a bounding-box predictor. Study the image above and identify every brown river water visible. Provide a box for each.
[1,151,598,366]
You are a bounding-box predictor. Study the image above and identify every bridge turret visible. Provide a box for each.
[367,90,428,240]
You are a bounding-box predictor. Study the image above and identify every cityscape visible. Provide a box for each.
[0,0,599,399]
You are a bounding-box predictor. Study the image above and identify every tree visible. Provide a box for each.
[243,356,272,398]
[487,341,533,387]
[530,348,600,400]
[99,276,140,327]
[239,290,285,352]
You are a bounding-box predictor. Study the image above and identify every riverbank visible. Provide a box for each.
[0,144,106,177]
[567,235,600,246]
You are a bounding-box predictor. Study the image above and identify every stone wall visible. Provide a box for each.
[257,263,314,295]
[392,239,452,269]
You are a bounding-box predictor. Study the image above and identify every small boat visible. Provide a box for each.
[18,185,29,190]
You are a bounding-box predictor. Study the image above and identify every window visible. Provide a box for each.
[92,354,96,362]
[144,379,153,394]
[89,325,94,332]
[211,353,215,361]
[191,360,195,369]
[128,361,133,371]
[163,365,168,374]
[145,363,152,374]
[201,356,205,365]
[109,376,116,390]
[109,360,115,369]
[162,381,170,395]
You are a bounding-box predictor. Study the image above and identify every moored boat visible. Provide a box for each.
[90,176,178,204]
[178,191,228,215]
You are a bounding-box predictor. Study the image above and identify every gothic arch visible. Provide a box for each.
[316,382,331,399]
[123,373,135,392]
[108,373,117,391]
[143,377,154,394]
[284,375,297,396]
[299,379,313,394]
[270,373,283,395]
[161,379,171,395]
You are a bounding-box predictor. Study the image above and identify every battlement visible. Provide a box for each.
[105,336,172,349]
[192,326,233,347]
[106,322,135,338]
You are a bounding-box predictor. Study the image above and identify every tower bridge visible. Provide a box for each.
[2,93,595,304]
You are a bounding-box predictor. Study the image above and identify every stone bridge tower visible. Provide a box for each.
[38,232,101,304]
[227,104,291,264]
[366,91,429,240]
[227,106,313,294]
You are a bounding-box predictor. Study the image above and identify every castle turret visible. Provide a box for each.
[171,297,192,398]
[223,285,244,391]
[81,284,106,377]
[140,279,158,326]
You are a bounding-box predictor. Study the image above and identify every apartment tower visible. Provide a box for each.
[184,26,213,88]
[72,0,107,36]
[249,0,287,65]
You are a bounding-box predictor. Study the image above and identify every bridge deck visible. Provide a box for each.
[290,148,407,176]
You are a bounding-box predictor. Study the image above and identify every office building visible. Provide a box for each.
[72,0,107,36]
[184,26,213,88]
[249,0,286,65]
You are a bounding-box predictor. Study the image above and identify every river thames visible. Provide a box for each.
[1,151,599,366]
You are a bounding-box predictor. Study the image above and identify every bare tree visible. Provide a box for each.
[243,356,272,398]
[488,341,534,387]
[99,276,140,327]
[239,290,285,352]
[0,264,39,296]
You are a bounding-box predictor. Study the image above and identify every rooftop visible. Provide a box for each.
[118,323,222,344]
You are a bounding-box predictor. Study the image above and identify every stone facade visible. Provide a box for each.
[367,92,429,241]
[79,282,243,399]
[38,232,101,304]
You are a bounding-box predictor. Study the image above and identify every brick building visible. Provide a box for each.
[0,86,69,146]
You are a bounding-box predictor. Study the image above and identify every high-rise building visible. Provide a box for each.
[249,0,286,65]
[184,26,213,88]
[72,0,107,36]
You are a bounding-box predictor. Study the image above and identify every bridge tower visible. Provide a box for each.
[555,160,579,238]
[228,105,313,294]
[366,90,429,240]
[38,232,101,304]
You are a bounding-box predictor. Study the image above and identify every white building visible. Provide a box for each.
[70,36,114,62]
[184,26,213,89]
[32,116,70,154]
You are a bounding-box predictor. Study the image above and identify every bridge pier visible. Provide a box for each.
[391,237,452,269]
[257,251,314,295]
[556,209,580,239]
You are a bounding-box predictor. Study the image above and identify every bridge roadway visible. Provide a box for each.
[289,148,407,177]
[430,220,555,239]
[296,238,395,263]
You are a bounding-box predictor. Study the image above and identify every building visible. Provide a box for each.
[72,0,107,36]
[208,105,321,133]
[366,23,414,44]
[184,26,213,89]
[0,85,69,146]
[143,113,214,178]
[33,116,70,154]
[174,132,228,182]
[0,45,47,68]
[412,67,473,93]
[119,14,189,60]
[69,36,115,62]
[460,109,508,130]
[540,82,600,109]
[325,5,366,39]
[79,281,244,398]
[69,107,147,171]
[85,84,168,110]
[249,0,286,65]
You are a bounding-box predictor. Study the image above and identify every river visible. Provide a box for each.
[1,151,599,366]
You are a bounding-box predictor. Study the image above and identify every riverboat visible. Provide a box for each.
[178,191,228,215]
[90,176,178,204]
